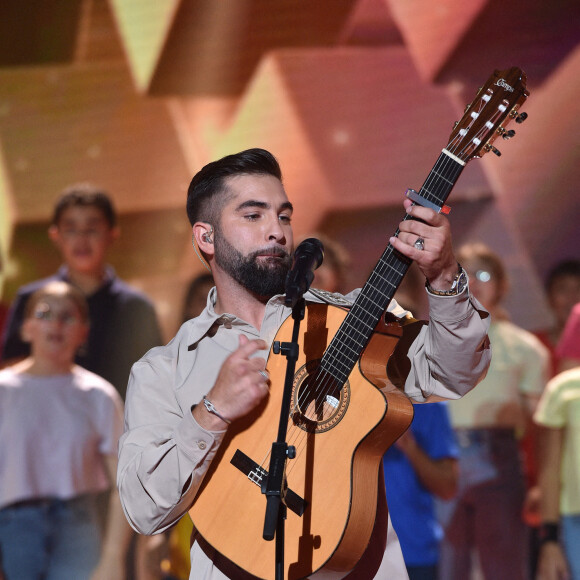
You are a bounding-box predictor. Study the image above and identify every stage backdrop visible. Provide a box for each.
[0,0,579,337]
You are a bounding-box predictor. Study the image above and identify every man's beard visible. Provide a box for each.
[214,233,292,299]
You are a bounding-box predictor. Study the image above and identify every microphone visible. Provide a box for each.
[285,238,324,307]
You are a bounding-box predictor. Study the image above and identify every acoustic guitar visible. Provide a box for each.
[190,66,529,579]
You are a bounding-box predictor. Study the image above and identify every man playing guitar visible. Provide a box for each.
[118,147,491,579]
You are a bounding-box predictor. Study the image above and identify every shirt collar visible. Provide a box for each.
[185,287,288,350]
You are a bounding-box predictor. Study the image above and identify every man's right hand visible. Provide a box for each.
[193,335,269,429]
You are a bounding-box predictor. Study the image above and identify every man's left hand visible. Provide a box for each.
[390,199,458,292]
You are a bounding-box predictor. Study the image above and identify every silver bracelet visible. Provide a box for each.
[202,395,231,424]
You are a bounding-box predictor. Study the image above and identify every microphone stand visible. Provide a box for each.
[262,296,305,580]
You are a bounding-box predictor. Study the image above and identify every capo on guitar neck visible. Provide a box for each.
[405,188,451,215]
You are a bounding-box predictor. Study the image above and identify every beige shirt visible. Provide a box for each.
[118,286,490,579]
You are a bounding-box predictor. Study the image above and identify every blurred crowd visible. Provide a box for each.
[0,184,579,580]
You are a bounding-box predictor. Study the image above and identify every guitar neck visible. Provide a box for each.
[320,150,465,383]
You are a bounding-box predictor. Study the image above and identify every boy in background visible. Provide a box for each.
[1,183,163,399]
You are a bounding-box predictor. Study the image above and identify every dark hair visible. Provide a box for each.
[186,148,282,226]
[52,183,117,228]
[545,259,580,292]
[24,281,89,322]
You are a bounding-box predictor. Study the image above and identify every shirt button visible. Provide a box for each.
[197,441,207,450]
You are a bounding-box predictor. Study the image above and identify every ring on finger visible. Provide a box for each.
[414,237,425,251]
[258,370,269,381]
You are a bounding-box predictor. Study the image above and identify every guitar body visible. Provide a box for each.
[190,303,414,579]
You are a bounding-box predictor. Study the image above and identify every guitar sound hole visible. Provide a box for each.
[291,361,350,433]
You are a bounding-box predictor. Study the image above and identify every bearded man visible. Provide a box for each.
[118,148,491,579]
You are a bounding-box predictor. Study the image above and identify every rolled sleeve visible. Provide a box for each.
[117,354,225,535]
[403,288,491,401]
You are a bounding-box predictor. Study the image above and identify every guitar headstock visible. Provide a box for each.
[447,67,529,163]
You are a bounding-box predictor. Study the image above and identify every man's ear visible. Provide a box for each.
[193,223,214,256]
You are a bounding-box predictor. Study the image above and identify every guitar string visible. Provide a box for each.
[259,85,510,478]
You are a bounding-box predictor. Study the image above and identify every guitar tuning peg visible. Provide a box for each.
[484,143,502,157]
[515,112,528,124]
[501,129,516,140]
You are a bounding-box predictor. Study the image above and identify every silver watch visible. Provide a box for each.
[426,265,467,296]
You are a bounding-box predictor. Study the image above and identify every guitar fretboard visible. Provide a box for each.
[320,151,465,383]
